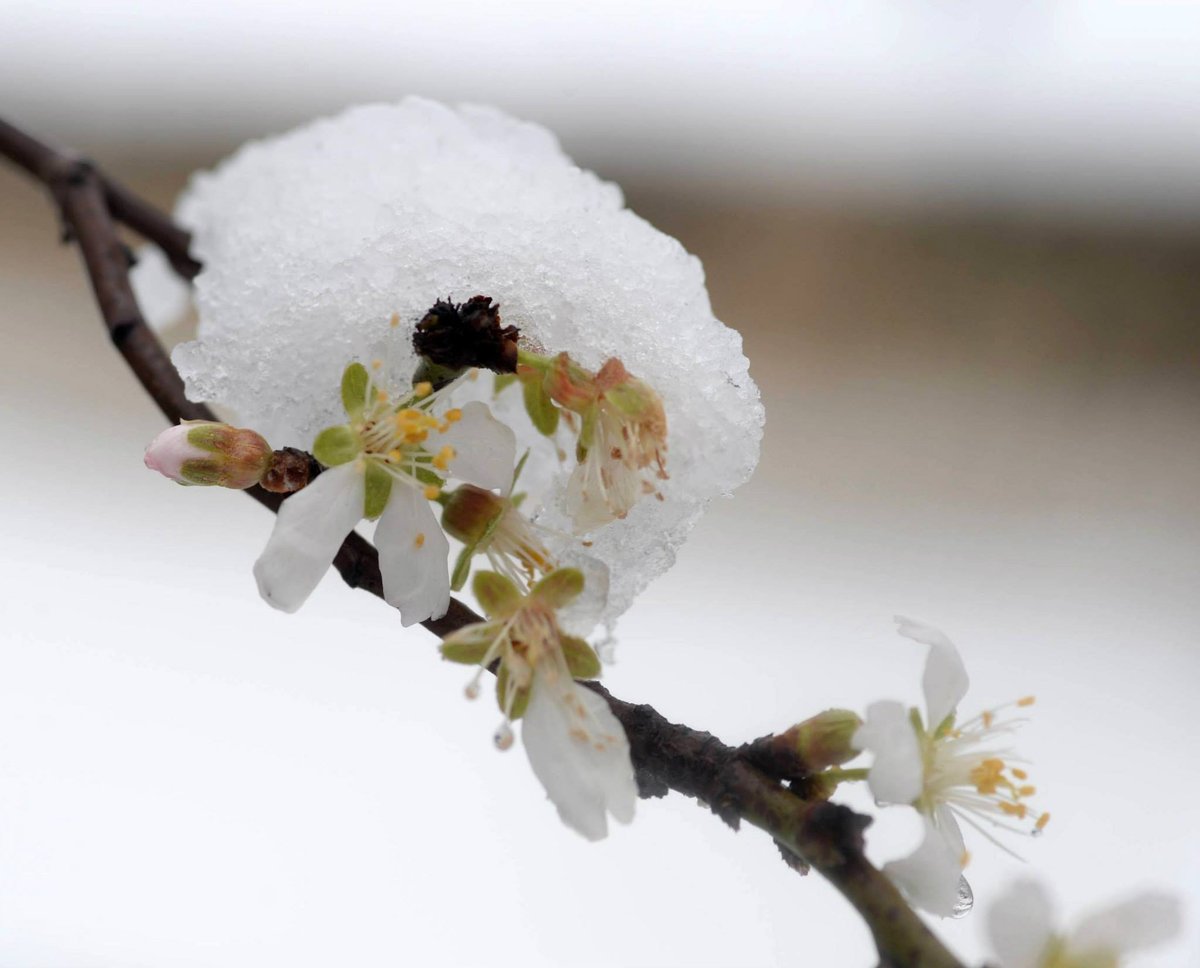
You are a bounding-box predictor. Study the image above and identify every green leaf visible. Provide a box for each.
[496,665,530,720]
[522,375,560,436]
[473,571,522,619]
[493,372,518,395]
[440,626,495,664]
[562,635,602,680]
[531,567,584,608]
[312,425,361,467]
[362,462,394,520]
[341,362,371,418]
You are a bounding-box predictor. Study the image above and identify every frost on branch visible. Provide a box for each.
[171,98,763,625]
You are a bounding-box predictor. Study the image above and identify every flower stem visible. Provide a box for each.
[516,348,551,371]
[822,767,871,785]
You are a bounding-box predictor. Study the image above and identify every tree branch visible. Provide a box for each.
[0,116,966,968]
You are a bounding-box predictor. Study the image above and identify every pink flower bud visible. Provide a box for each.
[144,421,272,489]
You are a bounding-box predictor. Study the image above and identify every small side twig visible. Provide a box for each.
[0,116,966,968]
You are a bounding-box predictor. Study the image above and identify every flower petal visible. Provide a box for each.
[144,423,210,483]
[440,401,516,493]
[1069,891,1182,956]
[375,482,451,626]
[253,463,364,612]
[987,879,1057,968]
[932,802,966,861]
[895,615,969,729]
[854,700,924,806]
[521,676,637,841]
[884,819,965,918]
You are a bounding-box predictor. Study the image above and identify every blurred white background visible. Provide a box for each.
[2,2,1199,966]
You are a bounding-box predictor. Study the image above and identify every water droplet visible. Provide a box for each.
[493,722,514,751]
[951,875,974,918]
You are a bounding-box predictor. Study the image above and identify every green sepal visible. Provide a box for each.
[439,626,495,664]
[341,362,371,418]
[531,567,584,608]
[450,546,474,592]
[473,571,522,619]
[562,635,602,680]
[933,711,956,741]
[184,423,223,453]
[178,458,222,486]
[411,464,443,487]
[604,380,649,418]
[362,462,393,520]
[493,372,518,395]
[522,374,560,436]
[496,665,530,720]
[312,425,361,467]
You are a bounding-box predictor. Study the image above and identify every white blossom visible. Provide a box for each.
[439,568,636,840]
[255,364,514,624]
[988,879,1181,968]
[853,617,1049,917]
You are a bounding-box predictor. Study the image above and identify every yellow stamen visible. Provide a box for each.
[1019,785,1036,797]
[982,710,994,728]
[1036,812,1051,831]
[432,445,456,471]
[1018,696,1036,707]
[423,484,441,500]
[970,758,1005,795]
[389,312,400,328]
[371,358,382,370]
[444,408,463,422]
[414,532,426,549]
[414,381,433,398]
[388,449,402,462]
[376,389,388,403]
[1012,768,1028,780]
[999,802,1028,819]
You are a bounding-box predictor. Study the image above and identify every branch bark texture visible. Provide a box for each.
[0,116,966,968]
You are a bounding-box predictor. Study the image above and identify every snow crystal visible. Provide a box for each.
[172,98,763,625]
[130,245,193,332]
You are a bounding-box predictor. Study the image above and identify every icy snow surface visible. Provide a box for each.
[173,98,763,625]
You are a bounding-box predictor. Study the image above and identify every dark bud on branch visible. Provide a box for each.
[412,295,519,388]
[260,447,322,493]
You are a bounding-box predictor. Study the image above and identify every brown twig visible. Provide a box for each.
[0,116,966,968]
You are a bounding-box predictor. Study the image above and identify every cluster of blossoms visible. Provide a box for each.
[139,100,1181,964]
[146,304,663,839]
